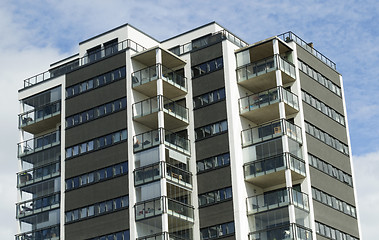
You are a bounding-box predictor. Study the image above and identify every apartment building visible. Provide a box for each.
[16,22,360,240]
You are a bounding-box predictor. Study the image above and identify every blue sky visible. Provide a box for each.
[0,0,378,239]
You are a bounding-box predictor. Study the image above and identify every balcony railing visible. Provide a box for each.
[135,197,194,222]
[249,223,312,240]
[239,87,299,114]
[241,119,302,147]
[278,31,336,70]
[236,55,296,83]
[166,163,192,188]
[18,130,60,157]
[23,39,146,89]
[132,64,187,91]
[133,95,188,122]
[246,188,309,214]
[19,100,61,129]
[244,153,306,180]
[15,224,60,240]
[134,162,162,186]
[16,192,60,219]
[133,128,190,154]
[162,65,187,91]
[137,232,189,240]
[17,161,60,188]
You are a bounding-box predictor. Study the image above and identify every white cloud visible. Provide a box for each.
[353,151,379,239]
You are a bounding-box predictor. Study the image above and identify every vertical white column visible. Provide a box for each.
[156,48,169,234]
[126,49,137,240]
[60,79,66,240]
[222,40,249,240]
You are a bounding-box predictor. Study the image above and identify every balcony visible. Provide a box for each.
[242,119,302,148]
[133,95,188,130]
[133,129,190,155]
[19,100,61,134]
[236,55,296,93]
[239,87,299,124]
[17,161,60,188]
[246,188,309,215]
[244,153,306,188]
[18,130,60,158]
[15,224,60,240]
[249,223,312,240]
[137,232,189,240]
[132,64,187,99]
[135,197,194,223]
[16,192,60,219]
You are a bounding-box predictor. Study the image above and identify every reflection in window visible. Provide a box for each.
[197,153,230,173]
[194,88,226,109]
[66,129,127,159]
[192,57,223,78]
[200,222,235,239]
[195,120,228,141]
[199,187,232,207]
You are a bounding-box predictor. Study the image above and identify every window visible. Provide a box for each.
[66,66,126,98]
[199,187,232,207]
[298,60,341,97]
[195,120,228,141]
[200,222,235,239]
[90,230,130,240]
[197,153,230,173]
[65,196,129,223]
[192,57,223,78]
[65,129,127,159]
[315,221,358,240]
[66,161,128,191]
[194,88,226,109]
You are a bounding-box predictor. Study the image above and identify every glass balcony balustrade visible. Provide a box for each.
[249,223,312,240]
[17,161,60,188]
[133,129,190,154]
[246,188,309,215]
[132,64,187,91]
[236,55,296,84]
[18,130,60,158]
[19,100,61,129]
[23,39,145,89]
[166,163,192,189]
[133,95,188,123]
[239,87,299,116]
[16,192,60,219]
[242,119,302,147]
[137,232,189,240]
[244,153,306,181]
[15,224,60,240]
[135,197,194,222]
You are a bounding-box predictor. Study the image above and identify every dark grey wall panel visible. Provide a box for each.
[65,110,127,146]
[299,72,344,113]
[66,79,126,116]
[310,168,356,205]
[65,209,129,240]
[65,143,128,178]
[296,46,340,86]
[66,52,126,87]
[192,70,225,97]
[303,104,347,143]
[65,175,129,211]
[194,101,227,128]
[197,166,231,194]
[195,133,229,160]
[313,201,359,237]
[306,135,351,174]
[199,201,234,228]
[191,43,223,66]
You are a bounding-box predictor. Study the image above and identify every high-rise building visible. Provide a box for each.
[16,22,360,240]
